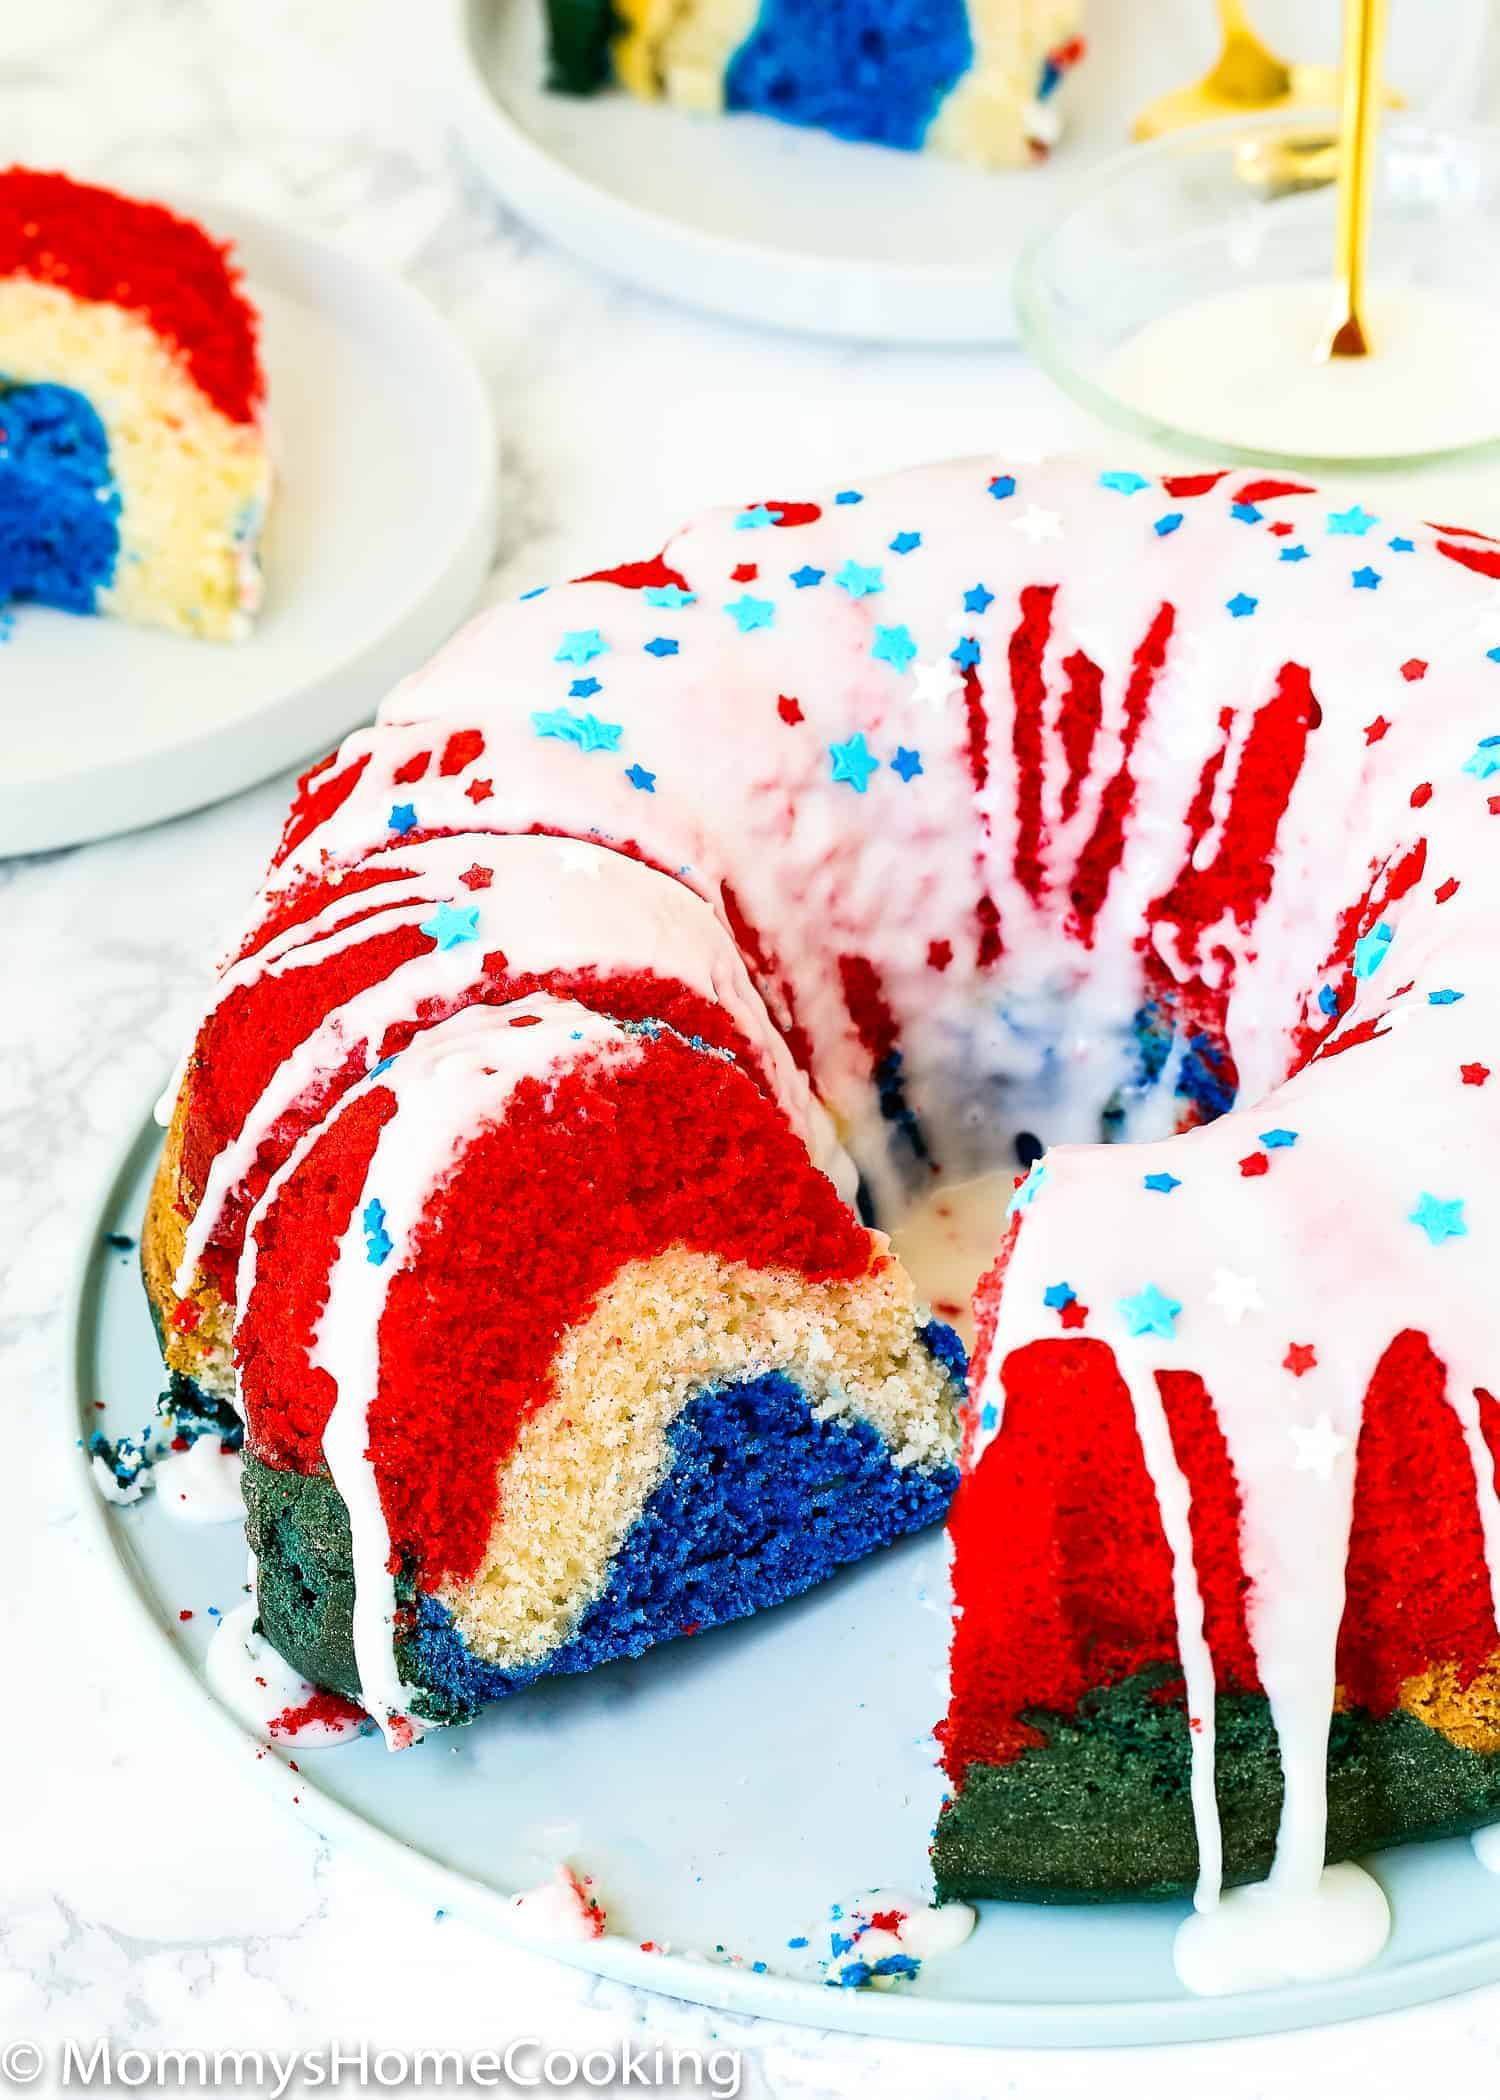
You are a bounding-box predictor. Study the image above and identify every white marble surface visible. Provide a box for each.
[8,4,1500,2094]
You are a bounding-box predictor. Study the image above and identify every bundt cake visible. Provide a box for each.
[544,1,1085,168]
[0,167,270,638]
[147,456,1500,1982]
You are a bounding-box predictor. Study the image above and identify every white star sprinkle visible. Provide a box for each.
[1010,504,1064,545]
[910,659,965,711]
[1290,1412,1350,1481]
[1206,1267,1263,1324]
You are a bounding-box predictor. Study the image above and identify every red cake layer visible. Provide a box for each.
[0,167,264,424]
[237,1029,874,1583]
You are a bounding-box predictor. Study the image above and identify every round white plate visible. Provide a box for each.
[1,200,497,858]
[438,0,1493,348]
[71,1106,1500,2044]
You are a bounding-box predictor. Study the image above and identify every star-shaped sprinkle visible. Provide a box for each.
[419,901,480,950]
[1099,470,1150,495]
[891,747,923,781]
[1489,647,1500,666]
[643,583,695,607]
[724,593,775,632]
[829,732,879,793]
[988,474,1016,500]
[1231,501,1263,523]
[1364,717,1390,744]
[643,636,678,657]
[912,660,963,710]
[1328,504,1378,536]
[1143,1171,1180,1193]
[1290,1413,1349,1479]
[532,708,623,752]
[1011,504,1064,543]
[1352,920,1393,978]
[1318,984,1341,1016]
[835,559,884,599]
[777,694,804,725]
[1008,1159,1047,1215]
[1043,1281,1076,1309]
[569,676,602,699]
[1118,1282,1182,1339]
[363,1198,392,1267]
[950,636,982,668]
[1226,592,1258,618]
[731,562,758,584]
[1284,1343,1318,1377]
[1059,1300,1089,1329]
[554,628,607,665]
[1463,1063,1491,1085]
[1280,545,1309,563]
[1259,1127,1298,1149]
[790,565,825,589]
[735,503,782,530]
[1464,739,1500,780]
[1154,512,1184,538]
[872,624,918,672]
[1409,1192,1468,1244]
[963,583,994,614]
[1352,566,1382,590]
[465,778,493,804]
[1239,1151,1269,1178]
[388,803,417,835]
[835,489,863,505]
[1429,988,1464,1005]
[890,531,922,554]
[625,764,656,792]
[460,864,492,890]
[1207,1268,1263,1324]
[1389,535,1415,552]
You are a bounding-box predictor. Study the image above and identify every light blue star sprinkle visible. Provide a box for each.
[554,628,607,665]
[1328,504,1378,536]
[790,565,825,589]
[1409,1192,1468,1245]
[951,636,981,669]
[735,503,782,530]
[363,1198,392,1267]
[723,593,775,632]
[1389,536,1415,552]
[872,623,918,672]
[388,803,417,836]
[1352,566,1382,590]
[531,708,623,752]
[829,732,879,793]
[643,583,696,608]
[625,764,656,792]
[1429,988,1465,1005]
[964,583,995,613]
[1118,1282,1182,1339]
[1279,545,1310,563]
[1227,592,1259,618]
[1100,470,1151,495]
[1043,1281,1076,1309]
[1143,1172,1181,1193]
[569,676,602,699]
[835,559,884,599]
[1352,920,1393,978]
[1008,1159,1047,1216]
[1488,647,1500,665]
[891,747,923,781]
[643,636,679,657]
[1259,1127,1298,1149]
[1154,513,1184,538]
[988,474,1016,500]
[419,901,480,950]
[890,531,922,554]
[1463,740,1500,780]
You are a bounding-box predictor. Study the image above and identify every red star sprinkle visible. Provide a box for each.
[1490,796,1500,817]
[1364,717,1390,744]
[1435,877,1460,903]
[465,777,494,803]
[1284,1343,1318,1376]
[927,938,953,971]
[1058,1300,1089,1329]
[777,694,804,725]
[731,562,758,583]
[1268,520,1295,537]
[1401,659,1428,681]
[1462,1063,1491,1086]
[1239,1152,1269,1178]
[1411,782,1432,807]
[178,1609,194,1622]
[460,864,494,890]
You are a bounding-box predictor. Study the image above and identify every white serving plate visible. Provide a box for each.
[437,0,1492,348]
[68,1105,1500,2044]
[0,199,497,857]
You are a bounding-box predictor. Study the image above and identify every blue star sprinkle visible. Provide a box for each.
[531,708,623,752]
[1231,502,1263,523]
[872,623,918,672]
[735,503,782,530]
[419,901,480,950]
[1008,1159,1047,1215]
[1279,545,1310,563]
[1100,470,1150,495]
[363,1199,392,1267]
[1043,1281,1076,1309]
[890,531,922,554]
[569,676,602,699]
[1409,1192,1468,1245]
[988,475,1016,501]
[1259,1127,1298,1149]
[1328,504,1378,536]
[1464,738,1500,779]
[643,583,696,608]
[1118,1282,1182,1339]
[643,636,679,657]
[829,732,879,793]
[835,559,884,599]
[1143,1172,1181,1193]
[1389,536,1415,552]
[891,747,923,781]
[1154,513,1184,538]
[625,764,656,792]
[1227,592,1259,618]
[388,803,418,836]
[1318,984,1340,1017]
[790,565,825,589]
[1352,920,1393,978]
[835,489,864,505]
[554,628,607,665]
[724,593,775,632]
[951,636,982,669]
[1429,988,1465,1004]
[1488,647,1500,665]
[1352,566,1382,590]
[964,583,995,613]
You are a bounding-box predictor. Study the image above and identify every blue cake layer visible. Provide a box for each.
[0,378,119,615]
[410,1356,963,1713]
[724,0,973,152]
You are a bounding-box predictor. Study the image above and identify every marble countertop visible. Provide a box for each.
[8,4,1500,2094]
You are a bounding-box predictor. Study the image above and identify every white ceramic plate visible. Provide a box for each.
[68,1105,1500,2045]
[438,0,1493,348]
[0,199,497,858]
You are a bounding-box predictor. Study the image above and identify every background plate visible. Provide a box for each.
[439,0,1493,347]
[1,198,497,857]
[70,1108,1500,2046]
